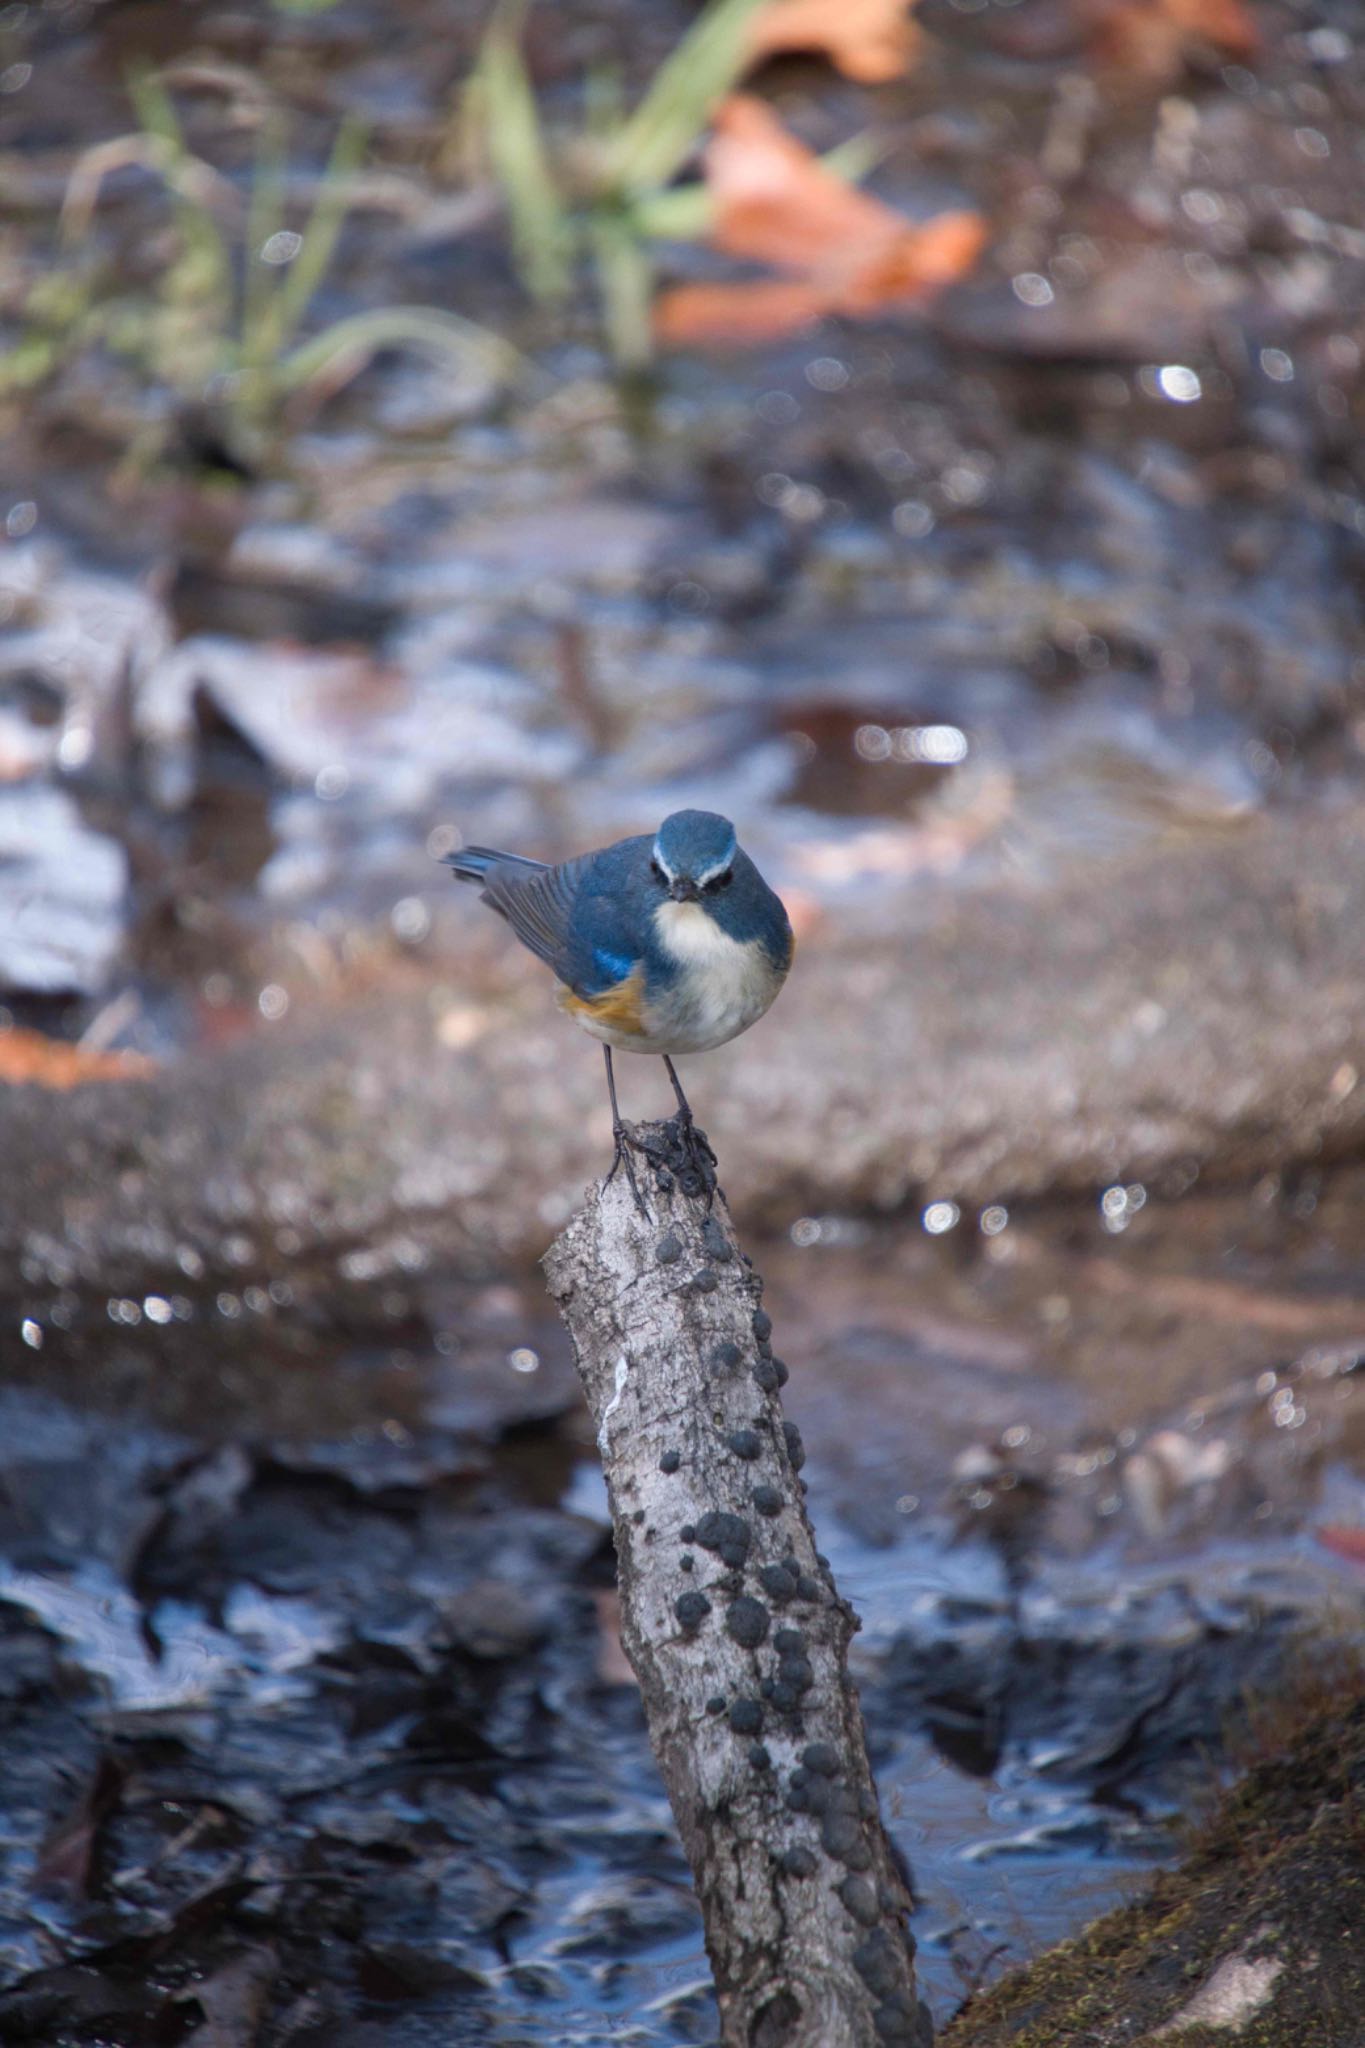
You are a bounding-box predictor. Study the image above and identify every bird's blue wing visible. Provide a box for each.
[448,834,654,997]
[475,853,594,980]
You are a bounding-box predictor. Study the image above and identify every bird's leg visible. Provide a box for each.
[662,1054,693,1124]
[602,1045,649,1217]
[662,1055,716,1201]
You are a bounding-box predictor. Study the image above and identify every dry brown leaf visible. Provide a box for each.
[655,95,985,347]
[654,276,833,346]
[1087,0,1258,74]
[746,0,921,84]
[1317,1526,1365,1570]
[0,1027,155,1089]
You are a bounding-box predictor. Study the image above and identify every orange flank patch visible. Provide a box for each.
[746,0,921,84]
[558,968,647,1037]
[654,95,986,349]
[0,1027,155,1089]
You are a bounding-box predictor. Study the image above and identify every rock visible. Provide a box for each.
[942,1663,1365,2047]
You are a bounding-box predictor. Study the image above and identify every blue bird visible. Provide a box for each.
[445,810,793,1203]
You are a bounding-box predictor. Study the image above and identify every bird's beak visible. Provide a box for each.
[668,877,701,903]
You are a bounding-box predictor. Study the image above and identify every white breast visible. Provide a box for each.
[647,901,782,1054]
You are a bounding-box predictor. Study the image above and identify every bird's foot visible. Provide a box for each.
[605,1120,651,1218]
[642,1112,717,1207]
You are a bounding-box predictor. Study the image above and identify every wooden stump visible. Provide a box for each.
[544,1121,928,2048]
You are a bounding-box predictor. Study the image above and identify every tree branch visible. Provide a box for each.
[544,1120,928,2048]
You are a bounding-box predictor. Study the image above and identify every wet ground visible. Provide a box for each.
[3,0,1365,2039]
[1,1169,1361,2044]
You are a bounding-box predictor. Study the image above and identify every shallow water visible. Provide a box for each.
[2,1161,1361,2040]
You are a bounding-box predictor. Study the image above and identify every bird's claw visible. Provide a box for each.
[640,1113,717,1208]
[606,1121,651,1219]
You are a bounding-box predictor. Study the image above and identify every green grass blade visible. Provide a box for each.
[267,111,370,355]
[607,0,765,197]
[124,65,234,318]
[277,304,520,392]
[241,108,289,366]
[590,211,654,371]
[632,181,711,241]
[476,21,573,302]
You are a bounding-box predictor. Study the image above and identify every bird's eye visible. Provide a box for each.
[650,859,667,886]
[703,868,733,894]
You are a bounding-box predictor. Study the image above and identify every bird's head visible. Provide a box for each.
[650,810,737,906]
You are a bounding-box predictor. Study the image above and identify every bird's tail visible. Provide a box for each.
[443,844,547,886]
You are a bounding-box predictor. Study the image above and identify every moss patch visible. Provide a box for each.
[942,1650,1365,2048]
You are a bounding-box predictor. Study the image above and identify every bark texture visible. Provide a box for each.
[544,1123,927,2048]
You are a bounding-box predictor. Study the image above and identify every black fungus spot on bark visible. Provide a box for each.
[679,1523,696,1544]
[752,1358,780,1394]
[778,1654,815,1696]
[760,1677,776,1699]
[753,1308,773,1343]
[693,1268,719,1293]
[816,1552,831,1570]
[674,1590,711,1633]
[770,1682,799,1713]
[659,1448,681,1474]
[711,1340,743,1373]
[758,1563,798,1603]
[821,1811,865,1861]
[773,1358,790,1387]
[725,1596,770,1648]
[655,1232,683,1265]
[748,1742,772,1769]
[860,1786,879,1819]
[726,1428,762,1461]
[785,1781,809,1814]
[701,1216,733,1262]
[839,1875,880,1927]
[728,1697,764,1735]
[680,1554,694,1572]
[782,1421,806,1472]
[774,1627,806,1655]
[654,1167,674,1192]
[751,1484,783,1517]
[854,1930,904,2000]
[801,1742,840,1777]
[800,1774,831,1814]
[631,1508,646,1525]
[779,1844,817,1879]
[873,1996,922,2043]
[694,1510,752,1569]
[706,1694,726,1715]
[795,1574,821,1602]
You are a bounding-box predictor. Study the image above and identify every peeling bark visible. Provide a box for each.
[544,1122,928,2048]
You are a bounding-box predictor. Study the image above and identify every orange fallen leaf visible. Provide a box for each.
[0,1027,155,1089]
[746,0,921,85]
[655,95,985,347]
[1086,0,1258,75]
[1317,1526,1365,1570]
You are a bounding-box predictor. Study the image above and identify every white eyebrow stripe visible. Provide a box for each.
[693,851,734,886]
[651,841,675,879]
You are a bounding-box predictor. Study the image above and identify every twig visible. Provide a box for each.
[544,1118,928,2048]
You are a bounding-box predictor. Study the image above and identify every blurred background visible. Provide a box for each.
[1,0,1364,2040]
